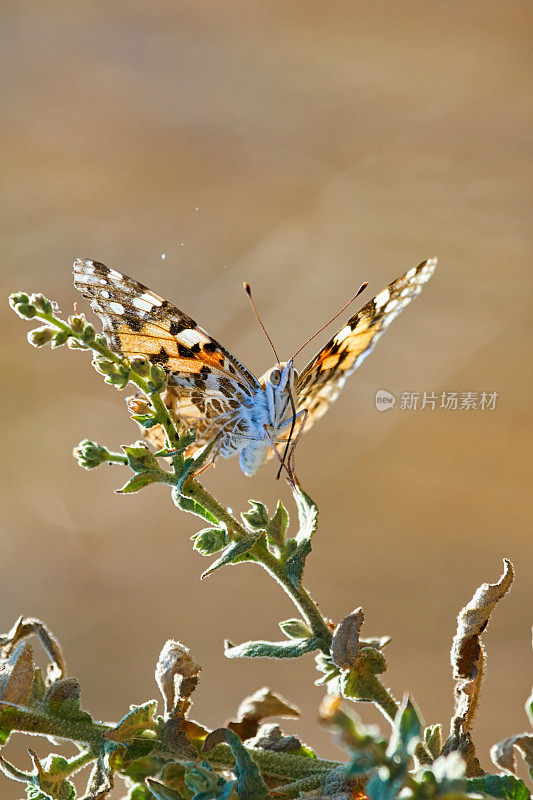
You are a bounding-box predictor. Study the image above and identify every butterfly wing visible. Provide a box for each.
[73,258,259,451]
[294,258,437,428]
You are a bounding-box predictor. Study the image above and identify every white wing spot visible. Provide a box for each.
[141,292,162,307]
[110,302,125,314]
[335,324,353,343]
[374,288,390,308]
[385,299,398,312]
[108,269,123,280]
[132,297,155,312]
[406,267,417,279]
[75,273,99,284]
[179,329,206,347]
[101,290,110,299]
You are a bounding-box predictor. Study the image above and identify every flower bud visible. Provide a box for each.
[67,337,88,349]
[129,356,151,377]
[148,363,167,393]
[9,292,36,319]
[50,329,69,348]
[92,357,114,375]
[193,527,227,556]
[104,364,131,389]
[67,314,86,335]
[27,326,55,348]
[28,293,53,314]
[279,618,312,639]
[80,323,95,343]
[127,396,151,416]
[73,440,110,469]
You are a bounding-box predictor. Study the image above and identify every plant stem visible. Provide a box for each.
[181,480,332,650]
[205,743,341,781]
[181,479,249,538]
[256,546,332,652]
[0,707,345,782]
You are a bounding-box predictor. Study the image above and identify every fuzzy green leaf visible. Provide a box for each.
[176,441,216,492]
[241,501,270,531]
[265,500,289,547]
[27,752,76,800]
[279,618,313,640]
[172,489,219,524]
[424,723,442,760]
[103,701,158,743]
[128,787,153,800]
[204,728,269,800]
[224,637,320,660]
[123,445,160,473]
[366,773,404,800]
[388,696,423,756]
[467,775,531,800]
[44,682,93,726]
[201,533,265,579]
[117,471,162,493]
[284,490,317,588]
[146,778,185,800]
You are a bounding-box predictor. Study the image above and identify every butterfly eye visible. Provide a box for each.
[269,368,282,387]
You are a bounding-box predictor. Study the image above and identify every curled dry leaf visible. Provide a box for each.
[228,687,300,741]
[490,734,533,777]
[246,723,303,753]
[0,616,65,683]
[0,641,34,709]
[331,608,364,670]
[155,640,201,718]
[449,559,514,735]
[441,559,514,778]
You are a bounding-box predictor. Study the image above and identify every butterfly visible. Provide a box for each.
[73,257,437,478]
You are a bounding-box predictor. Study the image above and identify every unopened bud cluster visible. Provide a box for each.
[91,355,167,393]
[73,439,111,469]
[9,292,53,320]
[92,356,131,389]
[193,527,227,556]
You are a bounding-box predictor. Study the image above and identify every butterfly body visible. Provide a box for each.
[73,256,437,476]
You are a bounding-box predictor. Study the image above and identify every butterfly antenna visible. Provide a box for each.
[243,282,281,365]
[291,281,368,360]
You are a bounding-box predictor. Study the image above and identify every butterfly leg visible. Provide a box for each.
[262,424,297,486]
[264,409,307,486]
[286,408,309,488]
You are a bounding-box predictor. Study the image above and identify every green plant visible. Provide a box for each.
[3,287,532,800]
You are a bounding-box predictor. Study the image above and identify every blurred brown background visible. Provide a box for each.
[1,1,532,795]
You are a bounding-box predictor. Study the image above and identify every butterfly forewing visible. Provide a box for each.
[73,258,259,455]
[294,258,437,427]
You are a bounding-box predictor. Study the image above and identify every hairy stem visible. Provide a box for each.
[256,546,332,652]
[181,479,249,538]
[0,708,344,782]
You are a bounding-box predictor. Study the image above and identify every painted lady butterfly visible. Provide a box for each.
[74,257,437,477]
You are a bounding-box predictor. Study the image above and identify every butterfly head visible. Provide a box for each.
[261,360,298,426]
